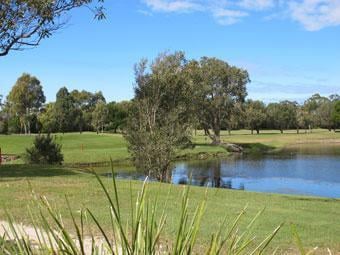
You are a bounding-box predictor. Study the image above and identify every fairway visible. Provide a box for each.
[0,165,339,252]
[1,129,340,164]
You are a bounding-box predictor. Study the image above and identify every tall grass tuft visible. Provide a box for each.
[1,163,283,254]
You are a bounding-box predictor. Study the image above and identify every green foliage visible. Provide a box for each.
[92,101,109,133]
[107,101,130,133]
[125,52,194,182]
[0,0,105,57]
[332,101,340,128]
[7,73,45,134]
[266,101,297,133]
[54,87,77,133]
[25,134,64,164]
[190,57,249,144]
[244,100,266,134]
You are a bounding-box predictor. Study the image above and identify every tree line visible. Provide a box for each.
[1,74,340,138]
[0,74,129,135]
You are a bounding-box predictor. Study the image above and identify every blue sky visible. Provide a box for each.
[0,0,339,103]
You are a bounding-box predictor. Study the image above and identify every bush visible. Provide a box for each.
[25,134,63,164]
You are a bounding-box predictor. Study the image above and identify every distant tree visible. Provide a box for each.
[38,103,57,133]
[296,106,311,133]
[125,52,194,182]
[54,87,76,133]
[25,134,63,164]
[267,101,297,133]
[7,73,45,134]
[71,89,105,131]
[107,101,130,133]
[92,101,108,133]
[332,101,340,130]
[317,99,335,131]
[244,100,266,134]
[191,57,249,144]
[0,0,105,57]
[303,94,328,130]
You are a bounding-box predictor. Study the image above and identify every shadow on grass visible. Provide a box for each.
[0,164,78,178]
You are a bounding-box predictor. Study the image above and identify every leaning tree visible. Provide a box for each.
[0,0,105,57]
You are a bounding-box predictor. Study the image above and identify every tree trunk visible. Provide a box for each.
[251,129,254,135]
[256,129,260,134]
[228,128,231,136]
[297,127,299,134]
[280,129,283,134]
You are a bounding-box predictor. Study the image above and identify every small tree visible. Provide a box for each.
[25,134,63,164]
[125,52,194,182]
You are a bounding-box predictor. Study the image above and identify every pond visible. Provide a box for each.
[102,146,340,199]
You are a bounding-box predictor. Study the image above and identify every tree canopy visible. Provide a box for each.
[0,0,105,56]
[7,73,45,134]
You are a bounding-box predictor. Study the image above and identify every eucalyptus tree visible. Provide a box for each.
[92,101,108,133]
[244,100,266,134]
[107,101,131,133]
[7,73,45,134]
[70,89,106,131]
[332,101,340,130]
[317,99,336,131]
[0,0,105,57]
[190,57,249,144]
[266,101,297,133]
[54,87,76,133]
[125,52,195,182]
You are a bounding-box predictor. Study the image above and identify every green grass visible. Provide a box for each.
[0,132,228,164]
[1,129,340,164]
[0,165,339,252]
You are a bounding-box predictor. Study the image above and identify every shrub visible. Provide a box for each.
[25,134,63,164]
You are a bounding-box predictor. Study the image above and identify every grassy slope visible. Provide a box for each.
[0,165,339,251]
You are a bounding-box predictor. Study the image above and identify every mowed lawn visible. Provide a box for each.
[217,129,340,149]
[0,165,339,252]
[1,129,340,164]
[0,132,227,164]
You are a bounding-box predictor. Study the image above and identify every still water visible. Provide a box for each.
[107,151,340,199]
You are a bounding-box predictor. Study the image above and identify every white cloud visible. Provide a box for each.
[141,0,340,31]
[143,0,202,13]
[238,0,275,10]
[288,0,340,31]
[212,8,249,25]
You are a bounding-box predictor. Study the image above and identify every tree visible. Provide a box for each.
[332,101,340,129]
[107,101,130,133]
[317,99,335,131]
[54,87,76,133]
[191,57,249,144]
[7,73,45,134]
[0,0,105,57]
[92,101,108,133]
[266,101,297,133]
[244,100,266,134]
[25,134,63,164]
[38,103,57,133]
[125,52,194,182]
[296,106,312,133]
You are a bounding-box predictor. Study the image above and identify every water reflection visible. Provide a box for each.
[104,153,340,198]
